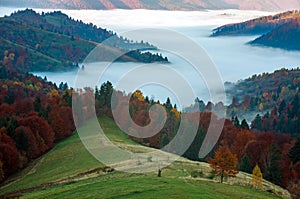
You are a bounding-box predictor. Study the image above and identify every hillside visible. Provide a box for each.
[211,10,300,36]
[227,68,300,104]
[2,0,300,11]
[0,10,167,72]
[0,116,289,199]
[226,68,300,137]
[250,18,300,50]
[8,9,156,51]
[0,18,95,71]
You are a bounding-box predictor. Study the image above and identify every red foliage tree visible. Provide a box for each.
[0,128,20,177]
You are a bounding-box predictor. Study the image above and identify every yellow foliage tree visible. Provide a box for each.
[48,89,59,98]
[8,53,15,61]
[133,90,144,101]
[171,107,180,120]
[259,103,264,111]
[252,164,263,189]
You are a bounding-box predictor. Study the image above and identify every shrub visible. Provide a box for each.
[191,170,204,178]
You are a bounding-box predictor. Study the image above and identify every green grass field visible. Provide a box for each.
[0,116,286,198]
[21,173,280,199]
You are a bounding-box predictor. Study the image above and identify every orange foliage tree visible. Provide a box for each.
[209,146,238,183]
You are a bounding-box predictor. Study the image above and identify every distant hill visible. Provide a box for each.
[212,10,300,51]
[8,9,156,51]
[0,9,167,72]
[2,0,300,11]
[226,67,300,117]
[211,10,300,36]
[250,18,300,50]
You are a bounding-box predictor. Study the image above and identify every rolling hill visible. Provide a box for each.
[212,10,300,51]
[250,18,300,50]
[211,10,300,36]
[0,116,289,198]
[0,9,167,72]
[2,0,300,11]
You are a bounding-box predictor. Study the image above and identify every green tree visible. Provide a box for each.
[232,116,240,127]
[241,119,249,130]
[238,155,252,173]
[278,100,286,115]
[161,133,170,148]
[291,94,300,118]
[289,139,300,164]
[266,142,282,185]
[251,114,262,130]
[99,81,113,108]
[164,97,173,112]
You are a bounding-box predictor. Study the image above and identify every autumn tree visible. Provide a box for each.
[209,146,238,183]
[0,128,20,176]
[232,129,255,161]
[132,90,145,101]
[252,164,263,189]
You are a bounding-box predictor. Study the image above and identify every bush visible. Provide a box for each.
[207,173,215,180]
[147,156,152,162]
[191,170,204,178]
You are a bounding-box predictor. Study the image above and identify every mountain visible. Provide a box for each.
[212,10,300,51]
[2,0,300,11]
[0,9,167,72]
[250,18,300,50]
[8,9,157,51]
[212,10,300,36]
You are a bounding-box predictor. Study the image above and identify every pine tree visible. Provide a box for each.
[278,100,286,115]
[233,116,240,127]
[289,139,300,164]
[164,97,173,112]
[238,155,252,173]
[266,142,282,185]
[252,114,262,130]
[291,94,299,118]
[241,119,249,130]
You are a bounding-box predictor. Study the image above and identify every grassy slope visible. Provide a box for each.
[22,174,279,199]
[0,116,286,198]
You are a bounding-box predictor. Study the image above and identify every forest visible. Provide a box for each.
[212,10,300,36]
[212,10,300,51]
[0,52,75,181]
[0,50,300,197]
[1,8,300,198]
[0,9,168,72]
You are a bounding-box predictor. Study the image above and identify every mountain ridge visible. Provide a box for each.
[2,0,300,11]
[211,10,300,51]
[250,18,300,50]
[0,9,168,72]
[211,10,300,36]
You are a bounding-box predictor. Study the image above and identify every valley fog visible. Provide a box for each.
[2,8,300,107]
